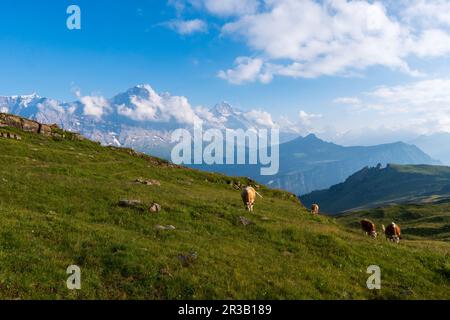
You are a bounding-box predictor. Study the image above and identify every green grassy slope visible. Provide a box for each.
[0,126,449,299]
[301,164,450,214]
[337,202,450,242]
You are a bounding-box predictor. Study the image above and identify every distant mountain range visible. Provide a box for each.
[0,84,441,195]
[194,134,440,195]
[410,132,450,165]
[301,164,450,214]
[0,85,298,160]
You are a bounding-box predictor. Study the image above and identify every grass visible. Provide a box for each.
[337,202,450,242]
[0,126,449,299]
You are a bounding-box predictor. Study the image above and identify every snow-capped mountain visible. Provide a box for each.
[0,84,297,159]
[0,84,440,195]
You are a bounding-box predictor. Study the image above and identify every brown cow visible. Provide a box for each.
[360,219,378,238]
[241,186,261,212]
[382,222,401,243]
[311,204,320,215]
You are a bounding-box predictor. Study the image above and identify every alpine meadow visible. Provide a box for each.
[1,0,450,304]
[0,117,448,299]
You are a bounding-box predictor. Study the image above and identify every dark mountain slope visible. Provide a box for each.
[301,164,450,214]
[196,134,439,195]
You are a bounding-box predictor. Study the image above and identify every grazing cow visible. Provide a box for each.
[241,186,262,212]
[382,222,401,243]
[360,219,378,238]
[311,204,320,215]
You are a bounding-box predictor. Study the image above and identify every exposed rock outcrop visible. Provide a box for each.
[135,177,161,186]
[118,199,143,208]
[0,131,21,140]
[155,225,176,231]
[0,113,85,141]
[149,203,162,213]
[238,216,253,226]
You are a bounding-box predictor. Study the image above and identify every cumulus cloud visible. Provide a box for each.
[171,0,260,17]
[75,89,111,119]
[243,109,276,128]
[408,29,450,58]
[216,0,450,83]
[117,85,202,125]
[200,0,260,16]
[195,106,226,127]
[401,0,450,28]
[276,110,324,136]
[218,57,271,84]
[81,96,110,118]
[37,99,66,114]
[298,110,323,125]
[164,19,207,35]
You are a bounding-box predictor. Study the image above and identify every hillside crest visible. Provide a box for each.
[0,113,85,141]
[301,163,450,214]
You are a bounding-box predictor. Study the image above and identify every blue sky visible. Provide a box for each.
[2,0,450,144]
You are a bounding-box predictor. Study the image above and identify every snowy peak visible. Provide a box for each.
[0,85,284,136]
[0,92,41,107]
[11,92,40,100]
[211,102,236,117]
[0,84,301,158]
[124,84,154,98]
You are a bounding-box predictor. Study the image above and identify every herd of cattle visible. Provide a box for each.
[360,219,402,243]
[240,186,402,243]
[309,204,402,243]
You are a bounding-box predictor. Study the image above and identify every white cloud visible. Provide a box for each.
[370,79,450,107]
[201,0,260,16]
[75,89,111,119]
[217,0,450,83]
[168,0,186,14]
[195,106,226,127]
[218,57,271,84]
[407,29,450,58]
[37,99,66,114]
[333,97,362,106]
[173,0,260,17]
[335,78,450,134]
[243,109,276,128]
[401,0,450,28]
[81,96,110,118]
[276,110,324,136]
[164,19,207,35]
[298,110,323,125]
[117,85,202,125]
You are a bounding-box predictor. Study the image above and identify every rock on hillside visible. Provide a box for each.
[0,113,85,141]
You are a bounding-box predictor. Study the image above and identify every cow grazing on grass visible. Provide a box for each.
[360,219,378,238]
[382,222,401,243]
[311,204,320,215]
[241,186,262,212]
